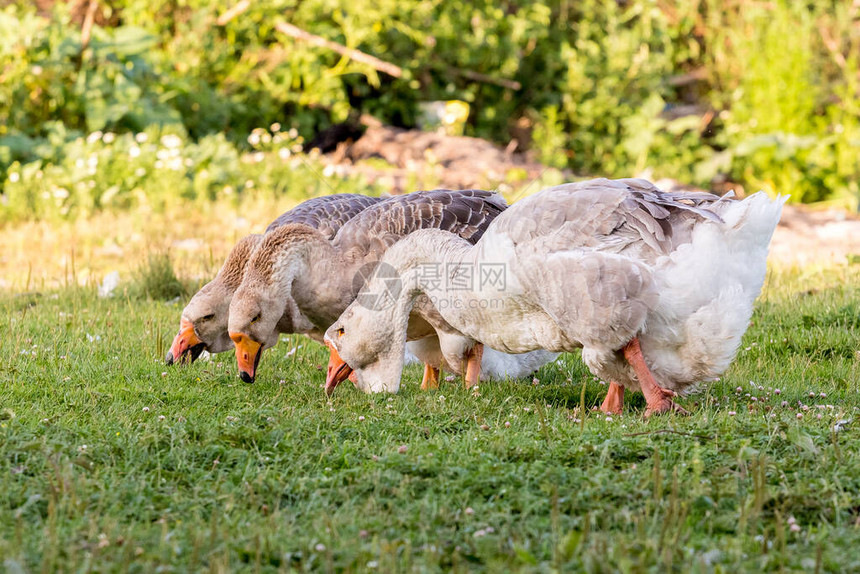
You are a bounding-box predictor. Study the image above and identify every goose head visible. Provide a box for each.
[165,284,232,364]
[228,225,320,383]
[166,235,263,365]
[324,279,411,395]
[228,286,281,384]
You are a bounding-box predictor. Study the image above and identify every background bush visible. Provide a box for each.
[1,0,858,222]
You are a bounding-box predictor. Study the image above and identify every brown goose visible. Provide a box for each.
[228,189,511,384]
[324,179,784,415]
[165,193,381,364]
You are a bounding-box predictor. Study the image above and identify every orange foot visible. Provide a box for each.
[463,343,484,389]
[421,364,440,391]
[622,337,690,418]
[599,381,625,415]
[641,386,689,418]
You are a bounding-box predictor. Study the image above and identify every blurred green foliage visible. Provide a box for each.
[1,0,858,221]
[0,124,384,223]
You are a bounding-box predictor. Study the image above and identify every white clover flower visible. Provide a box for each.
[135,132,148,143]
[270,122,281,132]
[129,146,141,158]
[102,132,115,144]
[278,147,291,160]
[9,172,20,183]
[87,131,103,145]
[160,134,182,149]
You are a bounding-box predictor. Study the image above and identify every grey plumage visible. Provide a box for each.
[333,189,507,261]
[265,193,382,238]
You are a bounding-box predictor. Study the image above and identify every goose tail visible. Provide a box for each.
[645,192,785,391]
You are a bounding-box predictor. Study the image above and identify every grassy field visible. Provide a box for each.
[1,264,859,572]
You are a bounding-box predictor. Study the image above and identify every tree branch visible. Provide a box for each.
[216,0,251,26]
[274,21,403,78]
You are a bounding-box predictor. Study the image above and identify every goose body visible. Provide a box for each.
[165,193,380,364]
[325,178,785,415]
[228,189,557,384]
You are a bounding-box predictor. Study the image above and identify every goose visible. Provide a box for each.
[324,178,785,416]
[228,189,558,385]
[165,193,381,364]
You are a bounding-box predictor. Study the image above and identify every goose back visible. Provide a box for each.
[333,189,508,261]
[482,178,728,262]
[266,193,382,239]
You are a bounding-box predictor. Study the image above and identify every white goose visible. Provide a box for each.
[325,178,785,416]
[165,193,381,364]
[227,189,558,385]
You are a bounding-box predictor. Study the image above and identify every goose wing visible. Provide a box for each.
[265,193,382,239]
[333,189,508,260]
[487,178,728,259]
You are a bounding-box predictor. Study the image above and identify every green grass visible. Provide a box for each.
[1,267,859,572]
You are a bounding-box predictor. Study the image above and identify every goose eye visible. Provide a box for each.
[250,313,261,325]
[200,314,215,322]
[336,327,345,338]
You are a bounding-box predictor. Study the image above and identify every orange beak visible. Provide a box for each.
[166,317,205,365]
[230,332,263,384]
[325,341,355,396]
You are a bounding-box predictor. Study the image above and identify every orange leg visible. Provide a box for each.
[600,381,625,415]
[623,337,689,418]
[463,343,484,389]
[421,364,440,391]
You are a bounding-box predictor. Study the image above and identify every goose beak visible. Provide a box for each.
[166,318,205,365]
[325,341,354,396]
[230,332,263,384]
